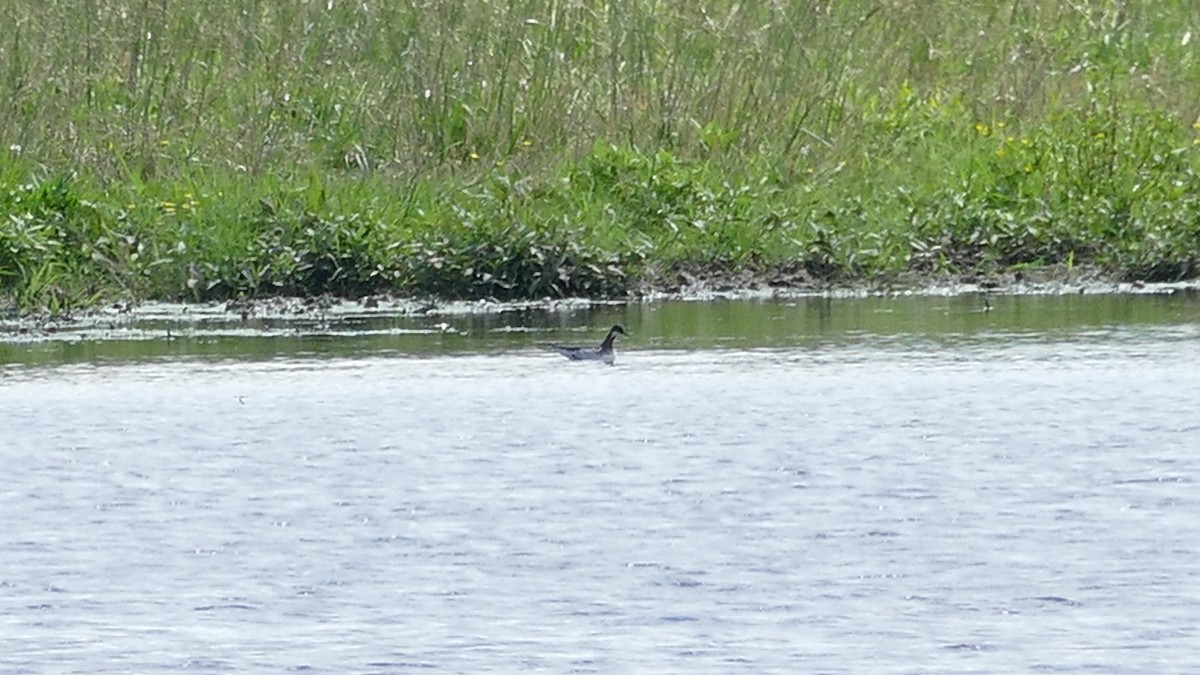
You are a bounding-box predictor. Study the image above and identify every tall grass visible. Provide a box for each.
[2,1,1199,311]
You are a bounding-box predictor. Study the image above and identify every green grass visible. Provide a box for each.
[3,0,1200,312]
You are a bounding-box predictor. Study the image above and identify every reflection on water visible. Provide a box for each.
[2,290,1199,367]
[2,293,1200,672]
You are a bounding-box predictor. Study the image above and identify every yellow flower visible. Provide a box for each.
[469,152,479,160]
[974,122,990,136]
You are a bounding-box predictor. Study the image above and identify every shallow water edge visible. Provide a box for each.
[2,281,1199,370]
[4,273,1198,342]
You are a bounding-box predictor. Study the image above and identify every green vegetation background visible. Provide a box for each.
[2,0,1199,311]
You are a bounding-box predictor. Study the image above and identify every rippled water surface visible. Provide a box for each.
[3,294,1200,673]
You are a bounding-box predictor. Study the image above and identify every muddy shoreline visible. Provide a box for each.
[3,267,1199,343]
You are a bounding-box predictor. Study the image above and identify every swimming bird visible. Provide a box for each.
[549,325,628,365]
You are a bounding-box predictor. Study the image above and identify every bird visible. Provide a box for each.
[548,325,628,365]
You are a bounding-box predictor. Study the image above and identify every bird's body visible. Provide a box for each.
[549,325,627,365]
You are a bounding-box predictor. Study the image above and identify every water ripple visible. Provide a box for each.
[3,330,1200,672]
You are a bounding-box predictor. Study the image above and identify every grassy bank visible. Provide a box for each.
[2,1,1199,312]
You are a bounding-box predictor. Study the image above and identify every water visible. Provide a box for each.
[3,293,1200,673]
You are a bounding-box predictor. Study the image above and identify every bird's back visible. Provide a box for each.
[550,344,596,361]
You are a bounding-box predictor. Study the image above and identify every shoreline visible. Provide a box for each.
[5,3,1200,324]
[4,267,1198,343]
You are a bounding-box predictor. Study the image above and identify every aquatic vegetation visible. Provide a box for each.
[2,1,1199,311]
